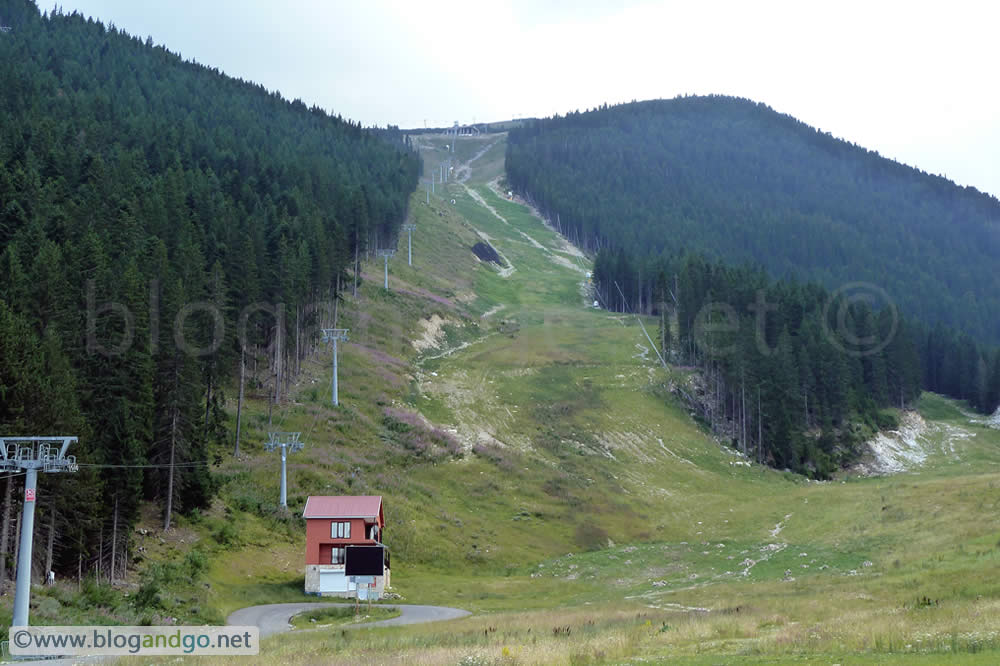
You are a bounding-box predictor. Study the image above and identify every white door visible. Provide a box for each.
[318,570,354,593]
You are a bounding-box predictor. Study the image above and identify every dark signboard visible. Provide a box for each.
[345,545,385,576]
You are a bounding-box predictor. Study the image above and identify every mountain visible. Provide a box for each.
[505,95,1000,344]
[0,1,419,574]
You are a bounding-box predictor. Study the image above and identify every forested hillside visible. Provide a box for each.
[0,2,419,578]
[506,96,1000,344]
[649,254,931,474]
[507,97,1000,474]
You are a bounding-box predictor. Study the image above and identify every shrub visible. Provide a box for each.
[383,407,463,461]
[132,581,162,610]
[383,407,422,433]
[184,550,208,579]
[574,523,610,552]
[875,409,900,430]
[215,520,240,547]
[79,579,117,609]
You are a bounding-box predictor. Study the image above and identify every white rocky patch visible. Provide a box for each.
[858,411,929,474]
[971,406,1000,429]
[854,410,977,476]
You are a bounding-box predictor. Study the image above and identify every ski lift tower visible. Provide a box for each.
[321,328,349,407]
[0,436,78,626]
[402,224,416,265]
[264,432,304,508]
[377,249,396,290]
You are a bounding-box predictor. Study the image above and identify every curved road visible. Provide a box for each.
[227,602,471,638]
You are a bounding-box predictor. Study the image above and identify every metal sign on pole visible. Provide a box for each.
[264,432,303,508]
[321,328,349,407]
[0,436,78,627]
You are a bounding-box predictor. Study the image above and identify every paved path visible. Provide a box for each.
[9,604,469,664]
[227,602,471,638]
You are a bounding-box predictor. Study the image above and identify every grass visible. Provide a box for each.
[918,392,974,422]
[24,130,1000,664]
[236,132,1000,661]
[289,605,400,629]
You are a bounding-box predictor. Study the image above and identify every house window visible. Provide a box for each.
[331,547,345,565]
[331,521,351,539]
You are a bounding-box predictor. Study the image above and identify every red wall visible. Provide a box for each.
[305,518,372,565]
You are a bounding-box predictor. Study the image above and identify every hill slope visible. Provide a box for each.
[231,133,1000,664]
[505,96,1000,344]
[6,126,1000,664]
[0,0,419,578]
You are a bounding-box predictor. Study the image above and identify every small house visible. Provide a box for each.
[303,495,390,597]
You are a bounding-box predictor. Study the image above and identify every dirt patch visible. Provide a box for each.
[417,367,531,454]
[454,137,502,183]
[472,241,504,265]
[412,314,450,353]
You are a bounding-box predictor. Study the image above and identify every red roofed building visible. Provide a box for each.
[303,495,390,597]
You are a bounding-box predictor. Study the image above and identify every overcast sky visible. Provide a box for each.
[56,0,999,197]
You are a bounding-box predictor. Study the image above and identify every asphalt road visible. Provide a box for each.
[226,602,471,638]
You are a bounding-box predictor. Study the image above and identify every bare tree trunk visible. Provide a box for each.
[164,410,177,532]
[710,369,717,433]
[234,345,245,457]
[758,387,763,463]
[636,266,641,313]
[97,526,102,582]
[110,494,118,584]
[334,275,341,327]
[741,369,747,454]
[45,504,55,582]
[11,507,22,588]
[353,242,359,298]
[267,375,274,427]
[77,551,82,591]
[732,391,736,440]
[204,371,213,443]
[13,511,20,581]
[273,321,282,407]
[1,475,11,584]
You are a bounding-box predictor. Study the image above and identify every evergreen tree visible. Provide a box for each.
[0,0,418,573]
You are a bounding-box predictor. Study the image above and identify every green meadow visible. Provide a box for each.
[101,132,1000,665]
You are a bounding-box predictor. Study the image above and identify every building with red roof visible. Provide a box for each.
[303,495,389,597]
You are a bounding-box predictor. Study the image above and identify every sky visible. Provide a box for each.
[54,0,1000,197]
